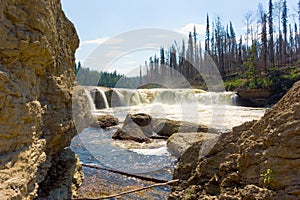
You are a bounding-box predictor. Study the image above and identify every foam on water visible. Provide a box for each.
[73,88,265,176]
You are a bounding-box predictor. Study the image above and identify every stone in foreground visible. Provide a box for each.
[167,132,218,158]
[169,81,300,200]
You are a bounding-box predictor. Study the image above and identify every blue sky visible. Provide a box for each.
[61,0,298,75]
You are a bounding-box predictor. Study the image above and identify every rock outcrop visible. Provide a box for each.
[112,113,211,143]
[152,118,211,137]
[167,132,218,158]
[169,81,300,199]
[113,114,152,143]
[236,88,273,107]
[0,0,82,199]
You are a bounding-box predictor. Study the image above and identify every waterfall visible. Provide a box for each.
[95,88,109,109]
[85,87,238,110]
[84,89,96,111]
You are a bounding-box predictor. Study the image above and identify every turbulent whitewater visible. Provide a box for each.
[87,87,264,131]
[71,87,265,177]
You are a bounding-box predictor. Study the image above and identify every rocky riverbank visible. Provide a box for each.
[169,80,300,199]
[0,0,83,199]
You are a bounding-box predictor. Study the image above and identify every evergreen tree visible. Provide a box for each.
[229,21,237,71]
[282,0,288,64]
[268,0,275,65]
[187,32,194,79]
[295,23,299,56]
[205,14,210,53]
[261,14,268,72]
[243,44,258,87]
[289,24,294,64]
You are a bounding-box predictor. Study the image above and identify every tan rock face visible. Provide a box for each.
[169,81,300,200]
[0,0,81,199]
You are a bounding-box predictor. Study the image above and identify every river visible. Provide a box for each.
[71,88,265,199]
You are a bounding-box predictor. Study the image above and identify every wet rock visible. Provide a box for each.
[128,113,152,127]
[105,89,123,107]
[113,123,151,143]
[113,113,152,143]
[169,81,300,200]
[152,118,210,137]
[113,113,213,143]
[167,132,218,158]
[96,115,119,128]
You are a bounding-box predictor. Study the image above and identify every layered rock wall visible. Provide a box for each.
[0,0,82,199]
[170,81,300,199]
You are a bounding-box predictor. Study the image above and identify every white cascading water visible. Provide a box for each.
[95,88,110,109]
[83,87,264,131]
[84,89,96,112]
[102,88,238,107]
[74,87,265,176]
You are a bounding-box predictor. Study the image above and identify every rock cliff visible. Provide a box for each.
[169,81,300,200]
[0,0,83,199]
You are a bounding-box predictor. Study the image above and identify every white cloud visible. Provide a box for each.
[80,37,123,46]
[176,23,206,36]
[81,37,110,45]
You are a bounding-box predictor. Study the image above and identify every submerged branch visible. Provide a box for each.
[81,163,169,183]
[74,179,179,200]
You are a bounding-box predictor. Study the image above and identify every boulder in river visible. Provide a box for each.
[112,113,213,143]
[95,114,119,128]
[152,118,211,137]
[112,114,152,143]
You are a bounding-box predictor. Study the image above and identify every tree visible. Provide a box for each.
[282,0,288,64]
[187,32,194,79]
[257,3,265,24]
[274,0,283,33]
[139,65,143,85]
[261,14,268,72]
[243,44,258,87]
[74,61,82,75]
[238,35,243,68]
[193,25,200,70]
[244,11,255,50]
[268,0,275,65]
[160,47,166,77]
[229,21,237,69]
[295,23,300,56]
[298,0,300,30]
[289,24,294,64]
[205,14,210,53]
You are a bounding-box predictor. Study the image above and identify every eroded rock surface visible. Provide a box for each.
[169,81,300,199]
[0,0,82,199]
[167,132,218,158]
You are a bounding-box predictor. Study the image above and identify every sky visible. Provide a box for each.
[61,0,298,75]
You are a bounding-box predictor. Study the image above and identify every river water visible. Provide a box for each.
[71,88,265,199]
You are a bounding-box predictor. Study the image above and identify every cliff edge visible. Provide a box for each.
[0,0,83,199]
[169,81,300,200]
